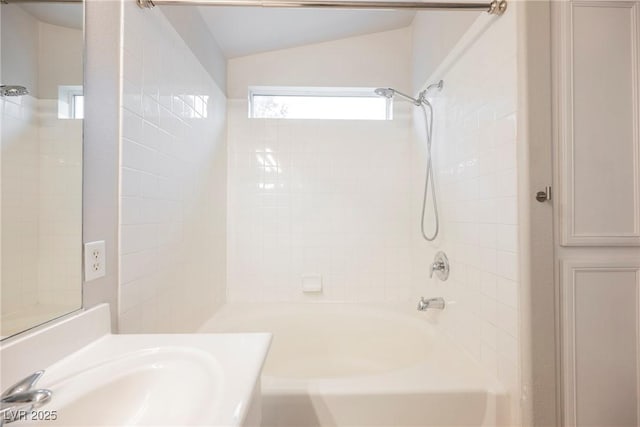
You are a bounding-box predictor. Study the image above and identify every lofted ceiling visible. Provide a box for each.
[198,7,415,58]
[18,3,83,30]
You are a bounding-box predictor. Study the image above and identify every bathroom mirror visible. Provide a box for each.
[1,1,84,339]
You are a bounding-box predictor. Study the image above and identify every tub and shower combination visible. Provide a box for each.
[197,70,508,427]
[199,303,507,427]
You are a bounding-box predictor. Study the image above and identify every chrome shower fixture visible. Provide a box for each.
[425,80,444,95]
[374,80,443,106]
[421,79,443,99]
[374,87,421,106]
[0,85,29,97]
[374,80,445,242]
[373,87,394,98]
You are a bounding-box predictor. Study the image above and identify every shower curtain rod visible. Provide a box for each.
[1,0,506,15]
[135,0,506,14]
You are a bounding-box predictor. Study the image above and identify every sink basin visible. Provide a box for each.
[32,347,222,426]
[2,305,270,427]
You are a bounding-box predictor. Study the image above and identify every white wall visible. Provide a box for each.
[226,27,416,303]
[160,6,227,92]
[118,2,227,333]
[410,9,521,424]
[1,5,38,98]
[82,0,123,329]
[516,3,556,425]
[227,27,412,99]
[411,10,479,93]
[38,22,83,99]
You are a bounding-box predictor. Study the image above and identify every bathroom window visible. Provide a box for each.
[249,87,392,120]
[71,94,84,119]
[58,85,84,119]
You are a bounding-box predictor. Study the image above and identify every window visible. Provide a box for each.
[71,94,84,119]
[249,87,392,120]
[58,85,84,119]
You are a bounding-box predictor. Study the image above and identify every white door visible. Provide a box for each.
[552,1,640,425]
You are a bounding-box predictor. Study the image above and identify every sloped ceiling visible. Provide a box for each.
[18,3,83,30]
[198,7,415,58]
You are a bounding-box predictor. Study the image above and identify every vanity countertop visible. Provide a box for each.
[1,305,271,427]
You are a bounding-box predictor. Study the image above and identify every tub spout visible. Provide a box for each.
[417,297,445,311]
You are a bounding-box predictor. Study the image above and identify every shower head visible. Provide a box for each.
[425,80,444,93]
[374,88,395,98]
[418,80,444,103]
[374,87,421,106]
[0,85,29,97]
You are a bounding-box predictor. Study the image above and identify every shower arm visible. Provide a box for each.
[393,90,422,106]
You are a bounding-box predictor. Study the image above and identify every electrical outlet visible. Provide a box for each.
[84,241,106,281]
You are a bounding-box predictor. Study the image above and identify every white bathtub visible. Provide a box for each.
[199,303,507,427]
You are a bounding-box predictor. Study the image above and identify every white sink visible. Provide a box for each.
[33,347,222,426]
[1,306,271,427]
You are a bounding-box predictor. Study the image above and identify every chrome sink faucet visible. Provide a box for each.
[417,297,446,311]
[1,371,52,426]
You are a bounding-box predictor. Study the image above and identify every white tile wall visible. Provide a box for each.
[118,3,227,333]
[1,6,84,337]
[37,100,83,306]
[2,94,40,315]
[226,101,415,302]
[410,9,521,423]
[1,94,83,334]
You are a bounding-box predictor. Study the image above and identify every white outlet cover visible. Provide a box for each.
[84,241,106,282]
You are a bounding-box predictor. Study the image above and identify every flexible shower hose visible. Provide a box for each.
[419,100,439,241]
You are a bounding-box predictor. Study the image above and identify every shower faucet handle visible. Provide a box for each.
[429,251,449,281]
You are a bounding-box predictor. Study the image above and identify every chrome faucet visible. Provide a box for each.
[1,371,52,426]
[417,297,446,311]
[429,251,449,281]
